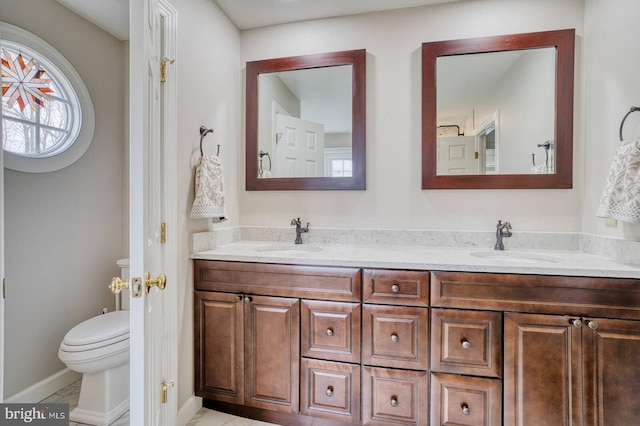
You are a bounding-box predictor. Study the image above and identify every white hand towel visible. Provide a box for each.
[190,154,227,222]
[596,140,640,224]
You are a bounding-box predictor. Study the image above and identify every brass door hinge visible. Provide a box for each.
[161,222,166,244]
[160,58,175,83]
[3,278,5,299]
[474,151,479,160]
[161,381,174,404]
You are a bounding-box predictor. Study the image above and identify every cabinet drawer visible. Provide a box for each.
[301,358,360,424]
[301,300,361,363]
[362,305,429,370]
[430,373,502,426]
[362,367,428,425]
[431,309,502,378]
[363,269,429,307]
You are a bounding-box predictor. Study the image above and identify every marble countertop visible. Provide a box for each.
[190,241,640,279]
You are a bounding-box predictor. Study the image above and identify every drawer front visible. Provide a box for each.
[430,373,502,426]
[195,260,361,301]
[362,367,428,425]
[301,358,360,424]
[431,309,502,378]
[362,305,429,370]
[363,269,429,307]
[302,300,361,363]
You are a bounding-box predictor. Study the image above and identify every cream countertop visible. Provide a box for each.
[191,241,640,279]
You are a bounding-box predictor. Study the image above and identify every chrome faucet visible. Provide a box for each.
[494,220,512,250]
[291,218,309,245]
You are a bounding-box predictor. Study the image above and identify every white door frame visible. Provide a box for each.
[0,78,5,402]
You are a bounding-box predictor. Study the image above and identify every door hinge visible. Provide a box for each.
[161,381,175,404]
[161,222,166,244]
[474,151,479,160]
[160,58,175,83]
[3,278,5,299]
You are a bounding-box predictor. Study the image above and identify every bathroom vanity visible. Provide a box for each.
[192,243,640,426]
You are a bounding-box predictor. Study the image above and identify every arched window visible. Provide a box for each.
[1,22,94,172]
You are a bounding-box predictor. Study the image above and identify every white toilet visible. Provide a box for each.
[58,258,130,426]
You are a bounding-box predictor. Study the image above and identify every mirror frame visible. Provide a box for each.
[246,49,366,190]
[421,29,575,189]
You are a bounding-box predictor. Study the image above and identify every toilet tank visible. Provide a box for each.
[116,258,130,310]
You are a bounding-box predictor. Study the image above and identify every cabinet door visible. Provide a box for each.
[244,295,300,413]
[194,291,244,404]
[582,317,640,426]
[504,313,583,426]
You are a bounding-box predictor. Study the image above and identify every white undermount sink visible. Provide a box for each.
[470,250,564,264]
[255,244,324,254]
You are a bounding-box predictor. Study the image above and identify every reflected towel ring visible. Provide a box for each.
[619,106,640,142]
[199,126,219,156]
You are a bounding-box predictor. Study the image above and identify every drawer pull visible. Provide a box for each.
[461,339,470,349]
[326,328,334,336]
[391,283,400,293]
[391,333,399,342]
[570,318,582,327]
[461,403,470,416]
[588,320,599,330]
[390,396,398,407]
[326,386,334,397]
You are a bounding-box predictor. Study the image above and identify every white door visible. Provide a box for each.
[275,113,324,177]
[437,136,477,175]
[129,0,177,424]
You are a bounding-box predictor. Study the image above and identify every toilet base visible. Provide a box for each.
[70,363,129,426]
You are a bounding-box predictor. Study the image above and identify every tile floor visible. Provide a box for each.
[39,379,277,425]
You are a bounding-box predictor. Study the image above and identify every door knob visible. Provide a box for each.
[145,272,166,293]
[109,277,129,294]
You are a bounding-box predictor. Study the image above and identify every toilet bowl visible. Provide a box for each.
[58,258,130,426]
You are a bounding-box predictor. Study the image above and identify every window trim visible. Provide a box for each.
[1,22,95,173]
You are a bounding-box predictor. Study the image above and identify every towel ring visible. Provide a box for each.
[199,126,219,156]
[619,106,640,142]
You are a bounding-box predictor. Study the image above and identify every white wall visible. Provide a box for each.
[582,0,640,239]
[238,0,585,232]
[1,0,126,397]
[173,0,241,409]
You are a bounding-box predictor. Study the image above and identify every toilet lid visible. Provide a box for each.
[63,310,129,347]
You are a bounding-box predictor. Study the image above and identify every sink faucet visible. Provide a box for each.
[494,220,512,250]
[291,218,309,245]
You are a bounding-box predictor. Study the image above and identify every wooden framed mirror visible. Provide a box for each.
[422,29,575,189]
[246,49,366,190]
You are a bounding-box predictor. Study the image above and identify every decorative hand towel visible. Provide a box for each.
[597,140,640,224]
[190,154,227,222]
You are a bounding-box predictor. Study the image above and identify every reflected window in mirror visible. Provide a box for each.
[422,29,575,189]
[246,49,366,190]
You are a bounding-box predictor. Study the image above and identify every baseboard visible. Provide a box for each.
[5,368,81,403]
[178,395,202,425]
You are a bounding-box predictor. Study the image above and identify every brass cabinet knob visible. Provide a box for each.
[326,328,334,336]
[390,396,398,407]
[462,403,470,415]
[235,295,243,302]
[244,296,252,304]
[391,333,399,342]
[570,319,582,328]
[461,339,471,349]
[326,386,334,397]
[391,283,400,294]
[587,320,598,330]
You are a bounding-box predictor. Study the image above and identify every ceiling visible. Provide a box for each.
[56,0,462,40]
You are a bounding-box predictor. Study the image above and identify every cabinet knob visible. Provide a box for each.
[244,296,252,304]
[587,320,598,330]
[326,386,334,397]
[390,396,398,407]
[461,403,470,416]
[570,319,582,327]
[326,328,334,336]
[235,295,242,302]
[391,333,399,342]
[461,339,471,349]
[391,283,400,293]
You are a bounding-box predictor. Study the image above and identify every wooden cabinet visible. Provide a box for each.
[505,313,640,426]
[194,290,300,413]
